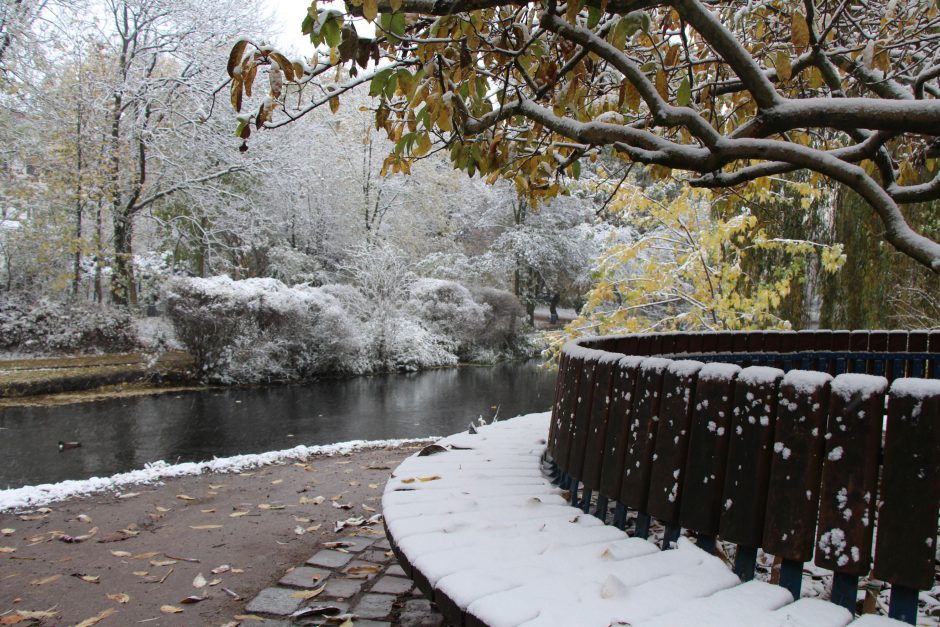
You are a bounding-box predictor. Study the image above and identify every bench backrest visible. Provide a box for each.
[549,330,940,624]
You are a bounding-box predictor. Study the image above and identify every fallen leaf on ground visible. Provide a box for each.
[133,552,158,559]
[208,578,222,586]
[18,514,47,521]
[30,575,61,585]
[192,573,207,588]
[210,565,230,574]
[306,524,322,532]
[419,475,441,482]
[74,607,116,627]
[238,472,254,477]
[362,504,376,513]
[72,573,100,583]
[132,571,148,577]
[400,478,415,484]
[299,496,325,505]
[107,593,129,604]
[331,502,353,510]
[160,605,183,614]
[322,541,353,549]
[346,565,380,575]
[109,550,131,558]
[0,528,14,536]
[96,531,132,543]
[368,483,379,489]
[180,595,207,604]
[366,464,391,470]
[257,504,285,510]
[74,514,93,523]
[289,605,344,619]
[189,525,222,530]
[293,516,311,523]
[150,559,176,567]
[58,527,98,543]
[233,615,263,621]
[271,479,283,485]
[290,585,325,600]
[200,509,215,513]
[118,491,140,499]
[229,511,249,518]
[209,484,224,489]
[294,526,306,535]
[231,568,244,573]
[0,547,15,553]
[176,495,196,501]
[155,506,171,512]
[0,610,61,625]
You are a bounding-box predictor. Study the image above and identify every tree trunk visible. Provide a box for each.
[111,212,137,306]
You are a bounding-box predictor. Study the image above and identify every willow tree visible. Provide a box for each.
[230,0,940,273]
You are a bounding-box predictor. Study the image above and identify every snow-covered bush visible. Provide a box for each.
[0,296,139,355]
[164,276,364,383]
[405,278,489,356]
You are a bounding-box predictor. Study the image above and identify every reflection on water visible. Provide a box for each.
[0,362,556,488]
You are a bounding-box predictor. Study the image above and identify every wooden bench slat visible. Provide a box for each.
[547,351,569,459]
[551,355,582,470]
[814,373,888,577]
[873,379,940,590]
[719,366,784,552]
[566,360,598,481]
[646,360,703,525]
[582,359,615,491]
[679,363,741,537]
[598,357,644,499]
[619,358,670,511]
[762,370,832,563]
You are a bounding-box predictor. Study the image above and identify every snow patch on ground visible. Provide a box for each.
[0,436,439,512]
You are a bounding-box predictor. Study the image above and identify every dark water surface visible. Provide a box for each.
[0,362,556,489]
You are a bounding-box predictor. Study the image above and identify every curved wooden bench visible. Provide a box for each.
[382,330,940,626]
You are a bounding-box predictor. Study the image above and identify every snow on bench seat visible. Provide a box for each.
[382,412,861,627]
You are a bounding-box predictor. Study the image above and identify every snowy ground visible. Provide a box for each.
[0,436,438,513]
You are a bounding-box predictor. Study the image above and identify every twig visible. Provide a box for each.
[159,567,174,584]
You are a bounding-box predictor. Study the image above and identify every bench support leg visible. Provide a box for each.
[778,559,803,599]
[733,545,758,582]
[888,585,918,624]
[635,512,651,539]
[558,473,570,490]
[831,572,858,615]
[695,534,716,554]
[580,488,592,514]
[613,504,627,530]
[570,478,580,507]
[593,495,608,522]
[662,524,681,549]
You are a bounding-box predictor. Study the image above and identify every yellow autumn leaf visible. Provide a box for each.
[75,608,116,627]
[290,585,325,600]
[189,525,222,530]
[362,0,378,20]
[107,593,130,604]
[791,11,810,51]
[160,605,184,614]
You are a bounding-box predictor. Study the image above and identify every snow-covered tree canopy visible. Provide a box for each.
[230,0,940,273]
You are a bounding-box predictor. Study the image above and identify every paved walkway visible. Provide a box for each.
[241,529,444,626]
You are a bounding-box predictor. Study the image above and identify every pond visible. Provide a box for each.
[0,361,556,489]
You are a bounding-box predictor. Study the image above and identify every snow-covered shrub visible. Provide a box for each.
[405,278,489,356]
[380,317,459,371]
[0,296,138,355]
[471,287,526,347]
[164,276,364,383]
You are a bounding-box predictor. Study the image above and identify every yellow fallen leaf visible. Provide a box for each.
[118,491,140,499]
[229,511,249,518]
[257,504,285,510]
[192,573,207,588]
[290,585,325,600]
[0,547,15,553]
[30,575,60,585]
[401,478,415,484]
[189,525,222,530]
[231,568,244,573]
[75,514,93,523]
[293,516,311,523]
[75,607,117,627]
[419,476,441,482]
[362,504,376,512]
[132,571,148,577]
[368,483,379,489]
[132,552,158,559]
[75,574,100,583]
[9,610,61,621]
[0,528,13,536]
[234,615,263,621]
[208,578,222,586]
[210,565,230,574]
[109,550,131,557]
[176,495,196,501]
[155,506,170,512]
[337,620,354,627]
[209,484,224,489]
[150,559,177,567]
[160,605,183,614]
[271,479,283,485]
[238,472,255,477]
[107,593,129,604]
[346,565,380,575]
[200,509,215,513]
